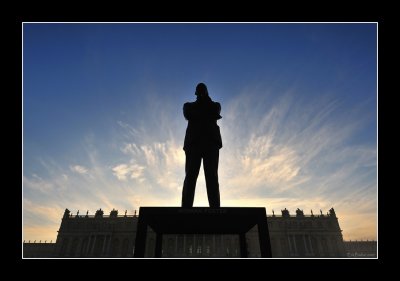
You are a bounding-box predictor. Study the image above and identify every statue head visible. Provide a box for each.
[195,83,208,97]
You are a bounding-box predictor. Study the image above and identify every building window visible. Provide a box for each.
[177,235,184,253]
[215,235,222,253]
[80,237,89,256]
[205,236,212,256]
[186,235,194,255]
[321,238,329,256]
[206,245,210,256]
[93,235,104,257]
[280,238,287,256]
[167,238,174,257]
[111,238,120,257]
[121,238,129,257]
[311,237,319,256]
[70,238,79,257]
[331,238,339,256]
[60,238,69,257]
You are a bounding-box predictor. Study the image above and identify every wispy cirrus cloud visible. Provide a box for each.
[70,165,88,174]
[113,135,185,190]
[24,174,55,194]
[112,163,145,181]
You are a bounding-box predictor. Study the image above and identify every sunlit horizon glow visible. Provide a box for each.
[23,23,377,242]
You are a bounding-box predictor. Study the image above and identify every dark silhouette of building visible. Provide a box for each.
[344,240,377,258]
[23,207,350,258]
[23,241,56,258]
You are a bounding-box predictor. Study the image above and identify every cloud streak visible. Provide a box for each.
[70,165,88,174]
[112,163,145,181]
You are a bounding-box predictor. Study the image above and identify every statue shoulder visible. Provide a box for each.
[183,102,195,120]
[213,102,222,119]
[183,102,195,109]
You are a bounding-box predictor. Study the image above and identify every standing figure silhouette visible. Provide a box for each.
[182,83,222,208]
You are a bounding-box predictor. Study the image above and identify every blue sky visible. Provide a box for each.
[23,23,377,241]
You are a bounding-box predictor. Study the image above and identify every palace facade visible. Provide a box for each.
[23,207,347,258]
[344,240,377,258]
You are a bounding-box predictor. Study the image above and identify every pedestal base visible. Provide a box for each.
[133,207,272,258]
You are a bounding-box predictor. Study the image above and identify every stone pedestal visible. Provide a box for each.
[133,207,272,258]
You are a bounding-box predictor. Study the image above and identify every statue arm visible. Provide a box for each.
[183,103,190,120]
[215,102,222,120]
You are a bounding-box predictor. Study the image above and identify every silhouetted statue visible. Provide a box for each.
[110,208,118,218]
[281,208,290,217]
[95,208,104,218]
[296,208,304,217]
[63,208,70,219]
[182,83,222,208]
[329,207,336,217]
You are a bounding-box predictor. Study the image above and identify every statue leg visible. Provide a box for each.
[182,149,201,207]
[203,148,220,208]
